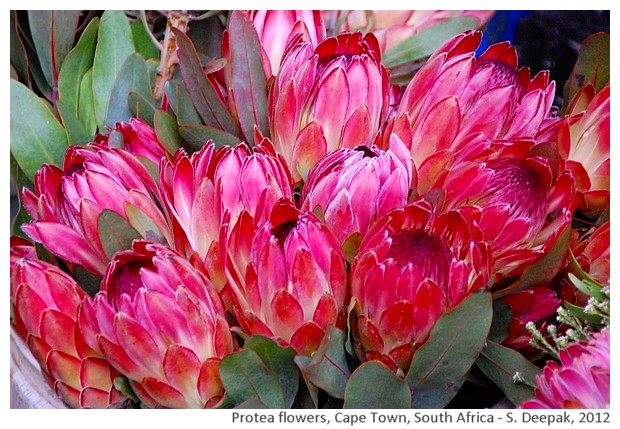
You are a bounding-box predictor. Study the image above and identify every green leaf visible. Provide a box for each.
[563,32,610,109]
[187,15,225,59]
[494,225,571,299]
[154,109,181,154]
[344,361,411,409]
[97,210,142,259]
[166,80,202,125]
[219,349,285,409]
[179,124,242,150]
[382,17,478,69]
[78,68,97,137]
[244,336,300,408]
[488,299,513,343]
[173,28,239,136]
[564,302,603,325]
[294,326,350,399]
[57,99,92,145]
[131,20,160,60]
[475,340,541,406]
[124,203,166,244]
[10,11,30,84]
[228,11,270,145]
[10,79,68,179]
[92,10,136,129]
[406,291,493,409]
[567,273,604,301]
[128,91,156,126]
[106,53,152,127]
[28,11,80,88]
[10,155,34,239]
[58,17,99,119]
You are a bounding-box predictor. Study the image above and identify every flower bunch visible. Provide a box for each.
[10,10,609,409]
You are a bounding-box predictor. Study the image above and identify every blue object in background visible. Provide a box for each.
[476,10,531,55]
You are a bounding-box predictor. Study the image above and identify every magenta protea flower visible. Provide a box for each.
[387,31,558,175]
[11,243,124,408]
[269,31,390,181]
[301,135,413,247]
[499,286,561,352]
[521,329,610,409]
[322,10,494,53]
[249,10,326,77]
[21,143,173,276]
[78,241,235,409]
[221,199,347,356]
[349,200,491,372]
[559,83,610,212]
[159,139,293,288]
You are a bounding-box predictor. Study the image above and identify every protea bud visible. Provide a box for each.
[249,10,326,77]
[349,200,491,372]
[558,83,610,212]
[21,143,173,276]
[520,329,610,409]
[11,243,124,408]
[78,241,235,408]
[159,139,294,288]
[221,199,347,356]
[322,10,494,53]
[387,31,558,176]
[301,135,412,248]
[269,31,390,181]
[499,286,561,352]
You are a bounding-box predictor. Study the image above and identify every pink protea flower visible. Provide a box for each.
[78,241,235,409]
[159,139,294,288]
[269,31,390,181]
[349,200,491,372]
[322,10,494,53]
[95,118,170,166]
[386,31,559,177]
[558,83,610,212]
[301,135,413,248]
[249,10,326,77]
[21,143,173,277]
[10,242,125,408]
[521,328,610,409]
[221,199,348,356]
[499,286,561,352]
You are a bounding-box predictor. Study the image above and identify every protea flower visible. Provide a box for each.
[521,328,610,409]
[248,10,326,77]
[159,139,294,288]
[301,135,412,248]
[221,199,347,356]
[558,83,610,212]
[269,31,390,181]
[95,118,170,166]
[78,241,235,408]
[21,142,173,277]
[386,31,559,179]
[349,200,491,372]
[499,286,561,352]
[322,10,494,53]
[10,243,125,408]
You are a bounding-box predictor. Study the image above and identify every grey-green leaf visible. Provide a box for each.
[10,79,68,179]
[106,53,152,127]
[344,361,412,409]
[98,210,142,259]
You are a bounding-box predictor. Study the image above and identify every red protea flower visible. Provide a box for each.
[159,139,294,288]
[349,200,491,372]
[78,241,235,408]
[499,286,561,352]
[269,31,390,181]
[221,199,347,356]
[301,135,413,247]
[558,83,610,212]
[21,143,173,276]
[521,328,610,409]
[387,31,559,177]
[10,242,125,408]
[249,10,326,77]
[322,10,494,53]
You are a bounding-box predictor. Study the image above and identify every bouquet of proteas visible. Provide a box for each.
[10,10,610,409]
